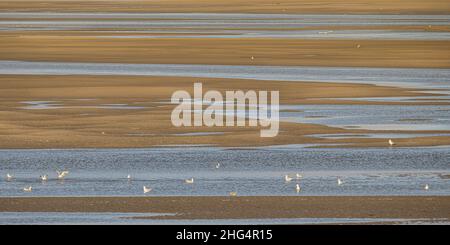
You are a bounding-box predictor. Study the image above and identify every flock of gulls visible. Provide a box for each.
[3,139,431,195]
[6,170,69,192]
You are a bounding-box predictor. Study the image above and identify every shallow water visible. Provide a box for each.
[1,61,449,91]
[1,13,449,41]
[196,103,450,132]
[281,104,450,131]
[309,133,450,139]
[20,101,145,110]
[55,30,449,40]
[323,95,450,103]
[0,147,449,197]
[0,212,171,225]
[0,212,444,225]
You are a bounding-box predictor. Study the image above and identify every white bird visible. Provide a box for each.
[56,170,69,180]
[185,178,194,184]
[388,139,395,146]
[296,173,302,179]
[229,191,237,196]
[337,178,343,186]
[424,184,429,190]
[6,173,13,181]
[143,186,152,194]
[23,186,32,192]
[250,56,254,60]
[296,184,301,193]
[215,163,220,169]
[356,44,361,48]
[285,175,293,182]
[127,174,131,180]
[40,175,48,181]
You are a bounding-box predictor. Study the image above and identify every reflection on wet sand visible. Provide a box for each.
[0,211,447,225]
[1,61,449,90]
[1,13,449,40]
[280,104,450,131]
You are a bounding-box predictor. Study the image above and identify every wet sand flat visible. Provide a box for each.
[1,13,448,41]
[1,37,449,68]
[1,0,449,14]
[0,75,449,149]
[0,196,449,220]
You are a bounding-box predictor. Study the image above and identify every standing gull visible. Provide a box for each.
[296,173,302,179]
[296,184,301,193]
[23,186,32,192]
[337,178,343,186]
[215,163,220,169]
[388,139,395,146]
[6,173,13,181]
[424,184,429,190]
[40,175,48,181]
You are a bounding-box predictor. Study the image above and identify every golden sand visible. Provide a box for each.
[1,36,449,68]
[0,0,449,149]
[0,75,449,149]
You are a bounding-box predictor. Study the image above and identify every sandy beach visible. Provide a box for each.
[0,75,449,149]
[1,37,448,68]
[0,196,448,222]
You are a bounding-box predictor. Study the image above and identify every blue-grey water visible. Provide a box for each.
[1,61,449,91]
[1,13,449,40]
[0,147,449,197]
[280,104,450,131]
[188,103,450,132]
[2,212,446,225]
[1,12,449,224]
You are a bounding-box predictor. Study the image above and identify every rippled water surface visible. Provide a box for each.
[280,104,450,131]
[2,212,445,225]
[1,61,449,91]
[0,147,449,197]
[1,13,449,40]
